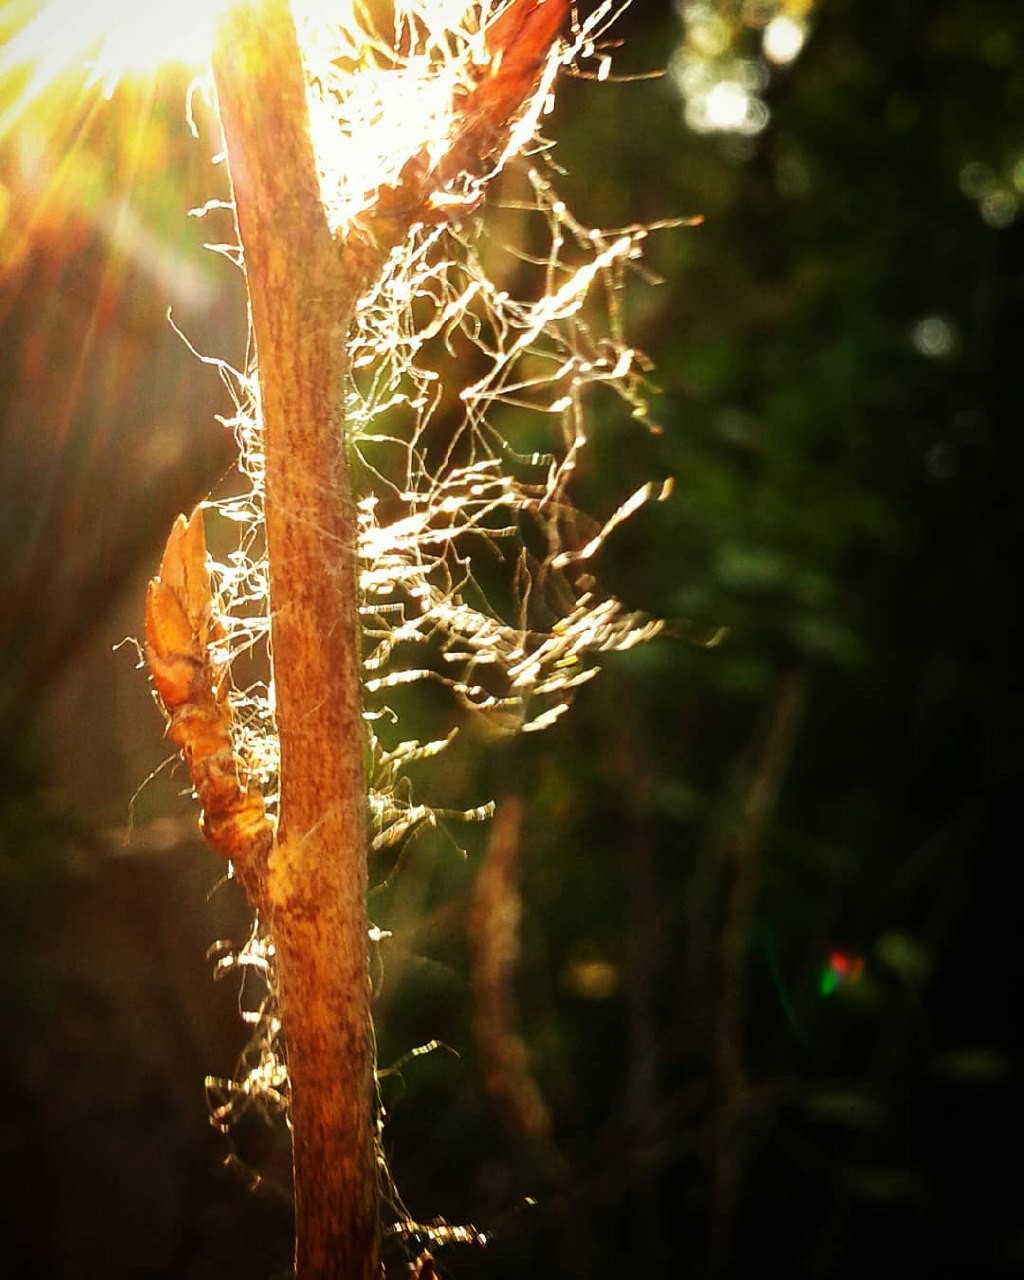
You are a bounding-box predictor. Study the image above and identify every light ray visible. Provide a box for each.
[0,0,222,138]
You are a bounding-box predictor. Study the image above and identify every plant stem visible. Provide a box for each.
[710,663,808,1278]
[211,3,377,1276]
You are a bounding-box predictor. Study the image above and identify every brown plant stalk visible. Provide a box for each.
[710,665,808,1278]
[146,2,570,1277]
[468,796,568,1180]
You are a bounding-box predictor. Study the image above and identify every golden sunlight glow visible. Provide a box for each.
[1,0,222,101]
[1,0,537,233]
[295,1,505,233]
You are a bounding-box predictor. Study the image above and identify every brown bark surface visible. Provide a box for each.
[212,3,376,1277]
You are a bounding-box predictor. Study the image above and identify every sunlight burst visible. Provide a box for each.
[1,0,222,101]
[2,1,555,232]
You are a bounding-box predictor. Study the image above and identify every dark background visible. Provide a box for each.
[2,1,1022,1276]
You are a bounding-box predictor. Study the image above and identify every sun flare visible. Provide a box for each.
[1,0,223,102]
[1,1,561,231]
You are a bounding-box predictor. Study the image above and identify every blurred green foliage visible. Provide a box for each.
[374,2,1024,1276]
